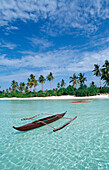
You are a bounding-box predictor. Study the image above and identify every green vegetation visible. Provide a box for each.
[69,73,79,88]
[93,64,102,89]
[38,75,46,91]
[46,72,54,89]
[0,60,109,98]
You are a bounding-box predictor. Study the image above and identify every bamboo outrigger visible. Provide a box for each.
[13,111,77,132]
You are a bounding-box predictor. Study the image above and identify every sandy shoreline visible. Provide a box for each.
[0,94,109,100]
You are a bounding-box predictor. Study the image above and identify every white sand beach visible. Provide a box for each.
[0,94,109,100]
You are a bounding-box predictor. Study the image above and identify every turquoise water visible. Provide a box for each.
[0,99,109,170]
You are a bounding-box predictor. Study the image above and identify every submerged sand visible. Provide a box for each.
[0,94,108,100]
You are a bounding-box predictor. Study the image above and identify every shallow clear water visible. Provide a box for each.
[0,99,109,170]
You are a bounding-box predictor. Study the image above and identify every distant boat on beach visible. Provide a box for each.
[72,100,91,103]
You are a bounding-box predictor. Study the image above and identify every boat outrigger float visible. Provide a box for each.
[13,111,77,132]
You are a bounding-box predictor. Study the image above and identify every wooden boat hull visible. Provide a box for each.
[13,112,66,131]
[72,100,91,103]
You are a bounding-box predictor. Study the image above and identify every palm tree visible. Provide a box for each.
[61,79,66,87]
[50,72,54,80]
[27,78,33,91]
[46,73,52,89]
[78,73,87,84]
[39,75,46,91]
[33,80,38,92]
[11,80,18,91]
[69,73,79,88]
[3,90,5,95]
[93,64,102,89]
[25,86,29,93]
[19,82,25,93]
[57,83,60,89]
[48,72,55,89]
[101,60,109,87]
[9,87,12,92]
[6,89,9,93]
[27,74,38,91]
[90,81,96,87]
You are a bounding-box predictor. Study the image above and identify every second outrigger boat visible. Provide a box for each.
[13,111,77,132]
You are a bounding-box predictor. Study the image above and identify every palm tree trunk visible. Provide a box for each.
[52,80,55,89]
[35,87,36,92]
[42,83,43,91]
[50,81,51,90]
[100,77,102,89]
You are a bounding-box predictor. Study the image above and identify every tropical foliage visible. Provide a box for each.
[57,83,60,89]
[78,73,87,85]
[61,79,66,87]
[19,82,25,93]
[39,75,46,91]
[69,73,79,88]
[93,64,102,88]
[11,80,18,91]
[46,72,54,89]
[27,74,38,91]
[101,60,109,87]
[93,60,109,88]
[0,60,108,98]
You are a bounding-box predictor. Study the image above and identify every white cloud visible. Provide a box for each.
[0,71,29,82]
[0,0,109,33]
[0,41,16,49]
[67,48,109,72]
[28,37,53,49]
[0,46,109,74]
[6,26,18,30]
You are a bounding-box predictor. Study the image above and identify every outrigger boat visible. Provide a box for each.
[13,111,77,132]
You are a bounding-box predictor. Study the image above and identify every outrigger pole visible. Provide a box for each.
[22,113,77,132]
[53,116,77,132]
[29,118,56,130]
[21,112,73,121]
[21,112,47,120]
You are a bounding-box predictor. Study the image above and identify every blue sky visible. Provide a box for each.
[0,0,109,90]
